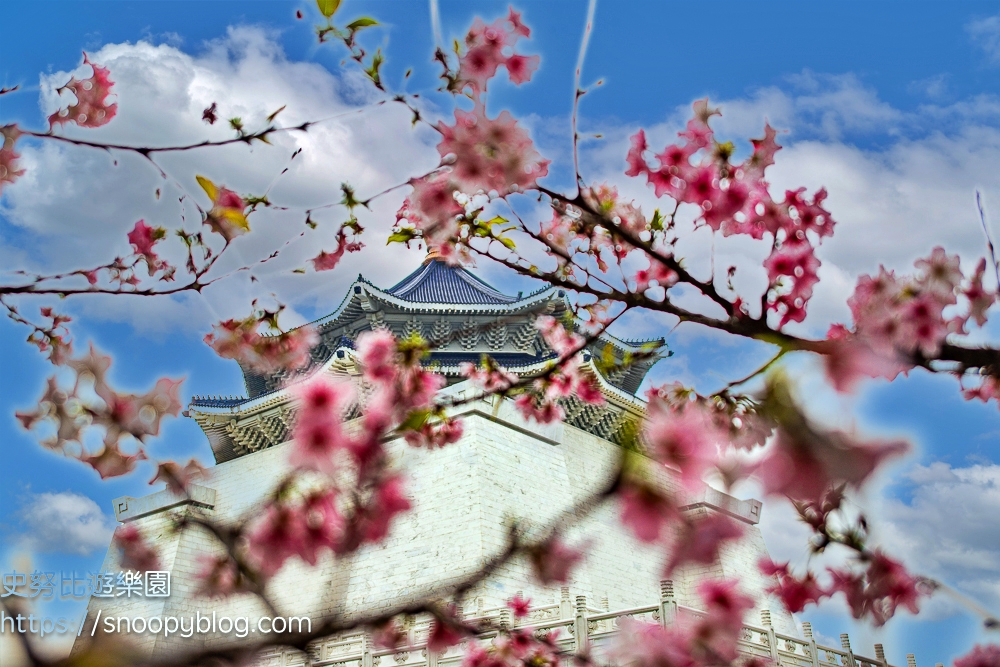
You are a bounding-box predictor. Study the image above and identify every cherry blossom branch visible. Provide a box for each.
[175,513,280,617]
[714,349,789,394]
[535,184,737,318]
[930,580,1000,631]
[20,100,399,156]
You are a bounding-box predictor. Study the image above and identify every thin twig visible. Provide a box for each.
[977,190,1000,289]
[570,0,598,191]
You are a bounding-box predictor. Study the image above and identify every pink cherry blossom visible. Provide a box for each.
[612,579,752,667]
[48,53,118,129]
[663,513,744,577]
[79,438,147,479]
[575,374,604,404]
[611,618,691,667]
[963,375,1000,405]
[114,524,160,572]
[694,579,755,660]
[428,613,466,654]
[298,489,344,565]
[634,262,680,294]
[514,393,564,424]
[507,594,531,619]
[371,620,407,650]
[396,173,464,250]
[456,10,538,95]
[538,210,580,256]
[624,129,649,179]
[915,246,963,300]
[964,258,996,327]
[504,54,540,85]
[822,323,909,393]
[506,8,530,38]
[461,359,518,392]
[310,232,364,271]
[755,427,908,503]
[127,219,164,261]
[437,108,550,195]
[827,550,923,626]
[359,475,412,544]
[535,316,582,356]
[246,501,306,578]
[290,378,354,474]
[624,103,835,328]
[149,458,206,495]
[358,329,399,384]
[196,555,248,598]
[747,122,781,176]
[618,480,677,543]
[529,536,585,585]
[204,315,318,374]
[0,125,25,193]
[404,416,465,449]
[841,248,991,366]
[643,401,719,489]
[196,175,249,241]
[759,558,828,613]
[399,365,445,412]
[954,645,1000,667]
[763,240,821,326]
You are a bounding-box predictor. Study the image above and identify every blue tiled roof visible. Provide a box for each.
[387,259,520,304]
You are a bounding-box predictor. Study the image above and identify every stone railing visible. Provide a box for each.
[254,581,916,667]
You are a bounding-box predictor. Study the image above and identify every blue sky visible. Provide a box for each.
[3,0,1000,663]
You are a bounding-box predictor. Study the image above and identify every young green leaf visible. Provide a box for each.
[650,208,663,232]
[316,0,341,19]
[347,17,378,31]
[387,229,418,244]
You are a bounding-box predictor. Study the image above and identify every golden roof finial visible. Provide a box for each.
[423,246,443,264]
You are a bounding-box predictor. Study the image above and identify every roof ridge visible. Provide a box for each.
[386,258,519,305]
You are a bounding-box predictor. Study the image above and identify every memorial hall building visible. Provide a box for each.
[75,257,901,667]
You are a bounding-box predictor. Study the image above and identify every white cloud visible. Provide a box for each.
[968,14,1000,64]
[2,27,440,334]
[16,492,116,556]
[881,463,1000,611]
[908,74,950,100]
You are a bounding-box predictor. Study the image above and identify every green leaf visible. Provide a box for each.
[365,49,384,89]
[340,182,360,209]
[387,229,418,244]
[316,0,341,19]
[649,208,663,232]
[347,17,378,31]
[398,409,431,432]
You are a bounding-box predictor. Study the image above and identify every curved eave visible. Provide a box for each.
[190,345,645,419]
[598,330,667,355]
[191,353,359,416]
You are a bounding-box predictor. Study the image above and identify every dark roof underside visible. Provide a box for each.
[387,259,519,305]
